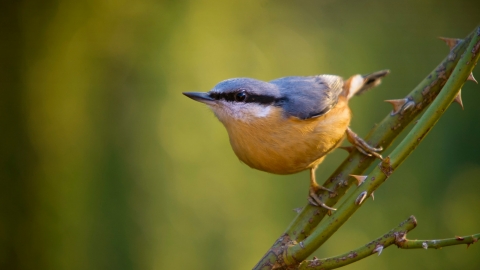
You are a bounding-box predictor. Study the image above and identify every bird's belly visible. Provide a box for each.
[225,101,351,175]
[232,133,342,175]
[230,129,346,174]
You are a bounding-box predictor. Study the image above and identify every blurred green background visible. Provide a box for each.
[1,0,480,269]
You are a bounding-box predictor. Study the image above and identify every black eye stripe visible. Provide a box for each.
[209,90,279,105]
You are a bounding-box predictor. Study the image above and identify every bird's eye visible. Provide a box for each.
[235,91,247,102]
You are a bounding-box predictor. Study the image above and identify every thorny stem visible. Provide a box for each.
[285,29,476,243]
[297,217,480,270]
[398,234,480,249]
[254,25,480,269]
[285,26,480,265]
[296,216,417,270]
[283,30,476,244]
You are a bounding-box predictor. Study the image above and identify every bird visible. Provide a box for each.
[183,70,388,210]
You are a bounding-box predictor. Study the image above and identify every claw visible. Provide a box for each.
[308,167,337,211]
[346,127,383,159]
[308,194,337,211]
[355,144,374,157]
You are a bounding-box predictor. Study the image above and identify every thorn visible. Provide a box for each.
[422,242,428,250]
[350,174,368,186]
[299,241,305,249]
[293,207,303,213]
[438,37,461,50]
[395,232,407,244]
[355,191,368,205]
[468,237,478,248]
[455,236,465,241]
[467,73,478,84]
[385,98,414,115]
[339,146,354,153]
[385,98,407,115]
[370,191,375,200]
[373,245,384,256]
[454,90,464,110]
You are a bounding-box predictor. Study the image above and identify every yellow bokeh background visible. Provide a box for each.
[1,0,479,269]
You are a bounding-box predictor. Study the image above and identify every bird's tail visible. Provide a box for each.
[343,69,390,100]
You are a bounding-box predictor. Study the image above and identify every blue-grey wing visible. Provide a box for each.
[270,75,344,120]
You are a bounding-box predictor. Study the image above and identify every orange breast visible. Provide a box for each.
[222,97,351,175]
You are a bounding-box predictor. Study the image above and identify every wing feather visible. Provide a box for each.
[269,75,344,120]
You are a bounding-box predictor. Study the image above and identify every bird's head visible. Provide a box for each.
[183,78,284,124]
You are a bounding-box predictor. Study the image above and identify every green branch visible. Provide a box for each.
[285,25,480,265]
[285,28,478,244]
[254,25,480,269]
[297,216,417,270]
[297,216,479,270]
[398,234,480,249]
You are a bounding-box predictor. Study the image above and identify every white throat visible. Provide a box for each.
[209,101,273,123]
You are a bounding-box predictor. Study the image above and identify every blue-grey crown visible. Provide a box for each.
[208,78,283,105]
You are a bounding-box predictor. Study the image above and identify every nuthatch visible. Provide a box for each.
[183,70,388,211]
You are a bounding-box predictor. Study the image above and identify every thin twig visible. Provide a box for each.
[297,216,417,270]
[398,234,480,249]
[297,217,480,270]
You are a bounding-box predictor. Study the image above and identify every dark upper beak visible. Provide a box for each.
[182,92,215,105]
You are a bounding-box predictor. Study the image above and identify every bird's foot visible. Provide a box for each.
[308,185,337,211]
[346,127,383,159]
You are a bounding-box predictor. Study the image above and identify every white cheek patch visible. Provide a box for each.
[252,105,271,118]
[210,101,273,123]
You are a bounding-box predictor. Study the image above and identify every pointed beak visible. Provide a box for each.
[183,92,215,105]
